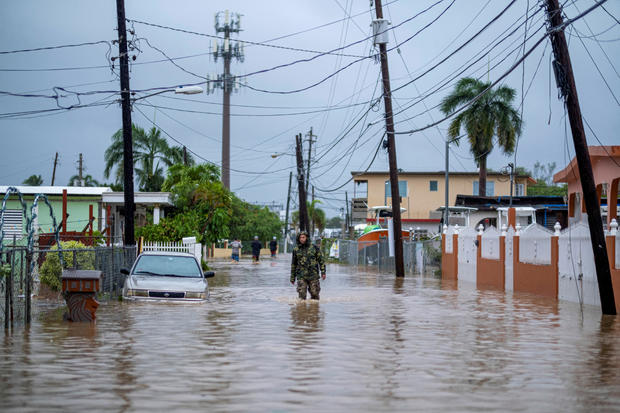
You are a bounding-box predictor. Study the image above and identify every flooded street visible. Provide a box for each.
[1,255,620,412]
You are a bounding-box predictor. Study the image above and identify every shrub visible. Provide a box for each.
[39,241,95,291]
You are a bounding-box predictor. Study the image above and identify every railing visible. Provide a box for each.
[1,245,137,327]
[337,239,441,275]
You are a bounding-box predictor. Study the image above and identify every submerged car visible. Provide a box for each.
[121,251,215,302]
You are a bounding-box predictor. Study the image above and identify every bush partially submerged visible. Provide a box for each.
[39,241,95,291]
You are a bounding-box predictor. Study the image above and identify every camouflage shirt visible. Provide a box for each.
[290,243,326,283]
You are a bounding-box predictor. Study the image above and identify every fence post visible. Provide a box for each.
[4,252,8,330]
[25,251,32,325]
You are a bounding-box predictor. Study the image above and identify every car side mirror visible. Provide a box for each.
[204,271,215,278]
[120,268,130,275]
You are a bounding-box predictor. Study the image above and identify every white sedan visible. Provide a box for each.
[121,251,215,302]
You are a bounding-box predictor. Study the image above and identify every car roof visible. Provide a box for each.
[139,251,196,258]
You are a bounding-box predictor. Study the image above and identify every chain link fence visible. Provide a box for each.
[338,239,442,275]
[1,245,136,327]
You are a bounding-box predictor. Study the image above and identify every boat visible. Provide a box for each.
[357,206,411,250]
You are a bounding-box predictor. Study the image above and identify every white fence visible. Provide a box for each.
[481,226,500,260]
[558,223,599,307]
[505,227,515,292]
[457,226,477,284]
[142,240,202,262]
[519,224,553,265]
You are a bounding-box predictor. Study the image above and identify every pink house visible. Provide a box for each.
[553,145,620,227]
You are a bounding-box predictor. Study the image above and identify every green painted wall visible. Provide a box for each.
[2,195,101,237]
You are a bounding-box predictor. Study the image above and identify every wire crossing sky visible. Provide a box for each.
[0,0,618,215]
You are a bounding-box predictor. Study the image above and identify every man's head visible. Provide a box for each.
[254,235,258,240]
[298,231,308,244]
[273,236,276,240]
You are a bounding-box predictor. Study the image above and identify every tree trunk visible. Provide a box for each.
[479,154,487,196]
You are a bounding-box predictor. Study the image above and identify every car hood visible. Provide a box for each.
[127,275,206,292]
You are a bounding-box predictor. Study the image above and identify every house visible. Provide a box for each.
[351,171,534,233]
[0,186,172,245]
[553,145,620,228]
[451,194,567,230]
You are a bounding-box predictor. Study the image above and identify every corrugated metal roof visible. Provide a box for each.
[0,186,112,196]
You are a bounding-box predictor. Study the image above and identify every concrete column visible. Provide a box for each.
[153,205,160,225]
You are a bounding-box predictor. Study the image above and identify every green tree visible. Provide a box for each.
[104,124,194,191]
[440,77,522,196]
[228,197,282,242]
[137,163,230,244]
[22,174,43,186]
[68,174,100,187]
[326,216,343,228]
[308,199,326,234]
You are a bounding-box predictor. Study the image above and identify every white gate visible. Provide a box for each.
[142,240,202,262]
[457,226,477,284]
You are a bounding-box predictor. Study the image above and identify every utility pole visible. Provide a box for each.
[51,152,58,186]
[545,0,615,315]
[305,127,316,194]
[210,11,244,189]
[508,162,515,207]
[374,0,404,277]
[183,146,188,166]
[345,191,349,234]
[295,133,309,233]
[116,0,135,246]
[284,171,292,253]
[78,153,84,187]
[444,141,449,227]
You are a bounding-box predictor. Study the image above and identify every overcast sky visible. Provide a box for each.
[1,0,618,216]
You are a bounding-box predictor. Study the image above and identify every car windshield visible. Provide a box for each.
[133,255,202,278]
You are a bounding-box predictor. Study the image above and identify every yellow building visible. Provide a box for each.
[351,171,534,227]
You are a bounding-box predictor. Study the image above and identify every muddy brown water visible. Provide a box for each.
[1,256,619,412]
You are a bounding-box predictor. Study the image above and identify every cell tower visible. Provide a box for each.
[206,10,244,189]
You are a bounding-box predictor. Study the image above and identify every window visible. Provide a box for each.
[429,180,438,191]
[473,181,495,196]
[2,209,23,239]
[515,183,525,196]
[385,180,408,197]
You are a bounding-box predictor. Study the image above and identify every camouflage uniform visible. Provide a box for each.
[290,232,326,300]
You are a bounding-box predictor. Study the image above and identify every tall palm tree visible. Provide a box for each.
[104,124,194,191]
[440,77,522,196]
[68,174,100,187]
[22,174,43,186]
[307,199,326,235]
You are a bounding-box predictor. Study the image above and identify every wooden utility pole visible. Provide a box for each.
[345,191,349,234]
[116,0,136,246]
[374,0,404,277]
[183,146,188,166]
[51,152,58,186]
[545,0,615,314]
[305,127,316,194]
[284,171,292,253]
[78,153,83,186]
[222,44,231,189]
[444,141,449,226]
[295,133,309,233]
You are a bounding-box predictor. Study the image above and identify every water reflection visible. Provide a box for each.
[0,259,619,412]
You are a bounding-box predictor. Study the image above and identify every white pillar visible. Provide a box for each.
[153,205,161,225]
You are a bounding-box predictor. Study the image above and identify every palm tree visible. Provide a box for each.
[440,77,522,196]
[68,174,100,187]
[104,124,194,191]
[22,174,43,186]
[307,199,326,236]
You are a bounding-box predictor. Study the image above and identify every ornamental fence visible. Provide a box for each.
[337,239,442,275]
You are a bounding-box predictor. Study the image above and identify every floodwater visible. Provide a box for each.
[1,256,620,413]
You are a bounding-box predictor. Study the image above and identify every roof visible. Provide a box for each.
[0,186,112,196]
[455,195,567,211]
[352,171,535,183]
[102,192,172,205]
[553,145,620,183]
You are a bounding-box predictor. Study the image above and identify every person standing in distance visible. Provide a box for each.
[251,235,262,263]
[230,238,242,263]
[269,236,278,258]
[290,231,326,300]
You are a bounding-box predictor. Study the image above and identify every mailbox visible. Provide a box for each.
[61,270,102,322]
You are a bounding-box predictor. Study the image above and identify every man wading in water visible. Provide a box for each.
[290,231,326,300]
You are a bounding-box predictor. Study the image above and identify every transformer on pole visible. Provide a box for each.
[208,10,245,189]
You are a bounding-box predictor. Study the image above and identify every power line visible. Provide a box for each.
[0,40,112,55]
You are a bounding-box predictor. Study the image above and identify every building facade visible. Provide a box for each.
[351,171,534,230]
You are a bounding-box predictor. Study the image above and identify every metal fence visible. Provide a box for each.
[338,239,442,275]
[1,245,136,327]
